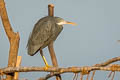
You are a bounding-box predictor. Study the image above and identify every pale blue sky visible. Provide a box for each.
[0,0,120,80]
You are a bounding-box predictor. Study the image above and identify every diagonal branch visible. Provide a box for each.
[0,0,20,80]
[90,56,120,80]
[93,56,120,67]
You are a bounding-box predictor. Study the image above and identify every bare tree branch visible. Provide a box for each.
[0,0,20,80]
[90,56,120,80]
[48,4,62,80]
[93,56,120,67]
[0,56,119,80]
[38,56,120,80]
[0,64,120,77]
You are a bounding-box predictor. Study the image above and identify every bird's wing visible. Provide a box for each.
[27,17,53,55]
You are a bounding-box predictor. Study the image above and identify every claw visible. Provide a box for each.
[44,65,52,70]
[40,50,52,70]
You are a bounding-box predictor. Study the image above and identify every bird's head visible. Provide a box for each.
[54,17,77,26]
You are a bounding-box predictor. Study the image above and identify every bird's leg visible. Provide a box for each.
[40,50,51,69]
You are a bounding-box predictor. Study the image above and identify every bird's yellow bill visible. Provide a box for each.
[66,21,77,26]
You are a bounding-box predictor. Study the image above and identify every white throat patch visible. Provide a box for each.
[57,21,66,25]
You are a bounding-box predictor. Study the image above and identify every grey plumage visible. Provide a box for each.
[27,16,63,56]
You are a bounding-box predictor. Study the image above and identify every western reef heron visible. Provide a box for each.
[27,16,76,68]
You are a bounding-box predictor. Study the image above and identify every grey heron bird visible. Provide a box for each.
[27,16,76,68]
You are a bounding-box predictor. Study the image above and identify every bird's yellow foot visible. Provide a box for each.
[44,65,52,70]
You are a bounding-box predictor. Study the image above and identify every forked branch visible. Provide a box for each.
[0,0,20,80]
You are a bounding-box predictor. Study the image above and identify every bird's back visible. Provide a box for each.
[27,16,63,56]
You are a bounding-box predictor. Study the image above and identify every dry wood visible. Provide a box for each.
[0,1,120,80]
[0,56,120,80]
[48,4,61,80]
[90,56,120,79]
[0,65,120,79]
[0,0,20,80]
[38,56,120,80]
[14,56,22,80]
[48,4,54,17]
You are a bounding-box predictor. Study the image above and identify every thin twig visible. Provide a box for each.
[93,56,120,67]
[86,73,89,80]
[90,71,95,80]
[108,71,113,78]
[90,56,120,80]
[111,72,115,80]
[73,73,78,80]
[80,73,83,80]
[73,73,77,80]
